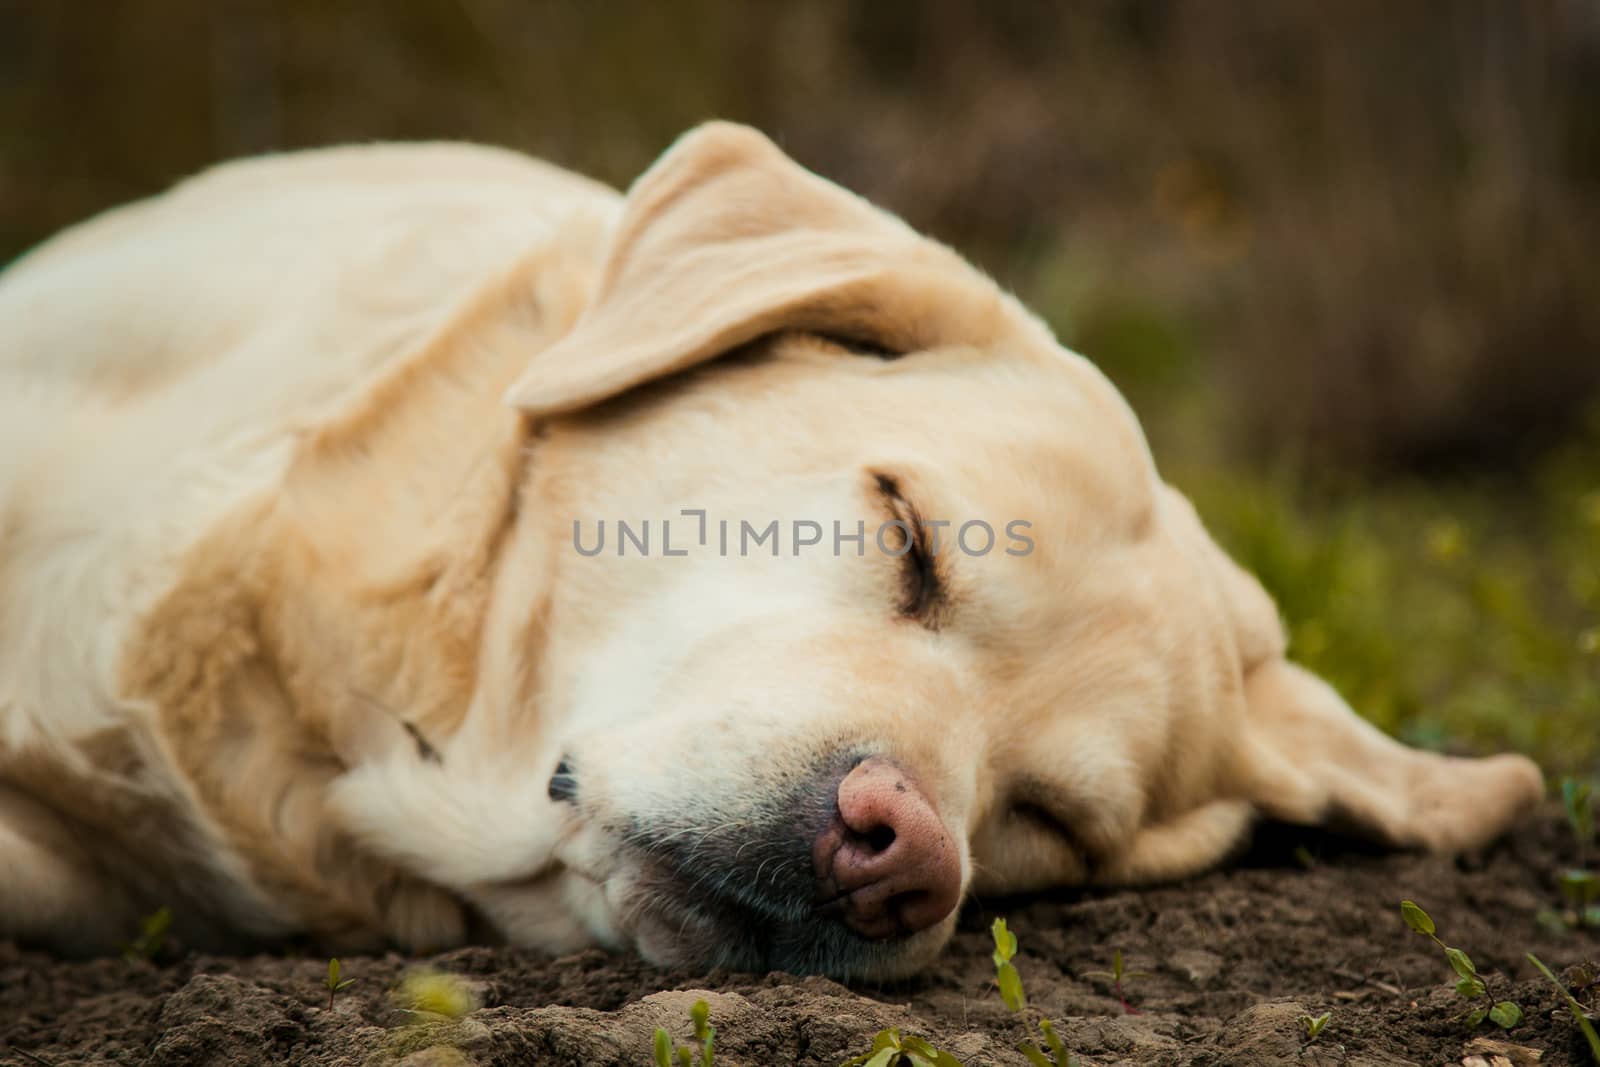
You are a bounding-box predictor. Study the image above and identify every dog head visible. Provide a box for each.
[334,124,1542,977]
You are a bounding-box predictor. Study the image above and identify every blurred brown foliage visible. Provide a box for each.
[3,0,1598,471]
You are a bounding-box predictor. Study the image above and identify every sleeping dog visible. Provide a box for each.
[0,123,1542,977]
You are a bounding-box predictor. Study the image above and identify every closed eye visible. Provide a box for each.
[872,472,943,624]
[811,330,902,360]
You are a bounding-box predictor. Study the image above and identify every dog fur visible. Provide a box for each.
[0,124,1543,976]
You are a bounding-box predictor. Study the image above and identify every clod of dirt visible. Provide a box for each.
[1462,1035,1544,1065]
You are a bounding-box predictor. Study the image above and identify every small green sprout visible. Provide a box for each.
[120,906,172,962]
[1567,778,1597,855]
[1082,948,1150,1016]
[1555,778,1600,931]
[382,969,481,1062]
[990,919,1079,1067]
[1399,900,1521,1029]
[992,917,1025,1012]
[653,999,714,1067]
[1016,1020,1075,1067]
[394,970,479,1020]
[1299,1011,1331,1043]
[1527,953,1600,1065]
[1560,869,1600,928]
[324,957,355,1011]
[839,1028,964,1067]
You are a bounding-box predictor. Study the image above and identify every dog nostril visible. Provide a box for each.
[862,824,896,853]
[547,758,577,803]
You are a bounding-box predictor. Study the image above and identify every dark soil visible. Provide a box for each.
[5,805,1598,1067]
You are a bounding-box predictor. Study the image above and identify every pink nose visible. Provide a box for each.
[814,758,963,940]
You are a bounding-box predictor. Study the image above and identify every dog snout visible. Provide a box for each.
[815,757,961,940]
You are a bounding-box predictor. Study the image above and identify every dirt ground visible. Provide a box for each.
[4,805,1598,1067]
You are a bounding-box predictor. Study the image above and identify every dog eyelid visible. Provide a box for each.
[871,472,943,623]
[813,331,902,360]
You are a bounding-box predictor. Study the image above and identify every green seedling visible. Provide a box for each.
[1015,1020,1074,1067]
[1568,779,1597,858]
[990,919,1079,1067]
[394,969,479,1020]
[653,999,715,1067]
[1299,1011,1331,1043]
[1559,870,1600,929]
[992,918,1026,1012]
[1557,778,1600,931]
[1399,900,1522,1029]
[1082,948,1150,1016]
[1527,953,1600,1065]
[324,957,355,1011]
[839,1028,964,1067]
[381,969,481,1062]
[120,906,172,962]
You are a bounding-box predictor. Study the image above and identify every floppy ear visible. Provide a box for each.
[1192,520,1546,851]
[504,121,1010,417]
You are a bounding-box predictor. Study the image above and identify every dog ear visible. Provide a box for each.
[504,121,1008,417]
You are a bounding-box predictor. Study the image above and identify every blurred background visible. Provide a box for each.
[3,0,1597,772]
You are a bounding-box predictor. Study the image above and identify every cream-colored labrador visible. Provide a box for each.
[0,124,1542,977]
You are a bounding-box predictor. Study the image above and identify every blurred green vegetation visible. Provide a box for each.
[2,1,1596,774]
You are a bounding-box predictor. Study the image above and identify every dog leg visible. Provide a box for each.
[1096,798,1258,884]
[380,878,469,953]
[0,784,134,953]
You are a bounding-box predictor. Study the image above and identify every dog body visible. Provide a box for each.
[0,125,1542,975]
[0,143,618,952]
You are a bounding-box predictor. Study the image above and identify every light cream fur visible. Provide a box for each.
[0,124,1543,973]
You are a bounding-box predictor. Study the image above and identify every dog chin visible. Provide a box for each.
[567,849,953,979]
